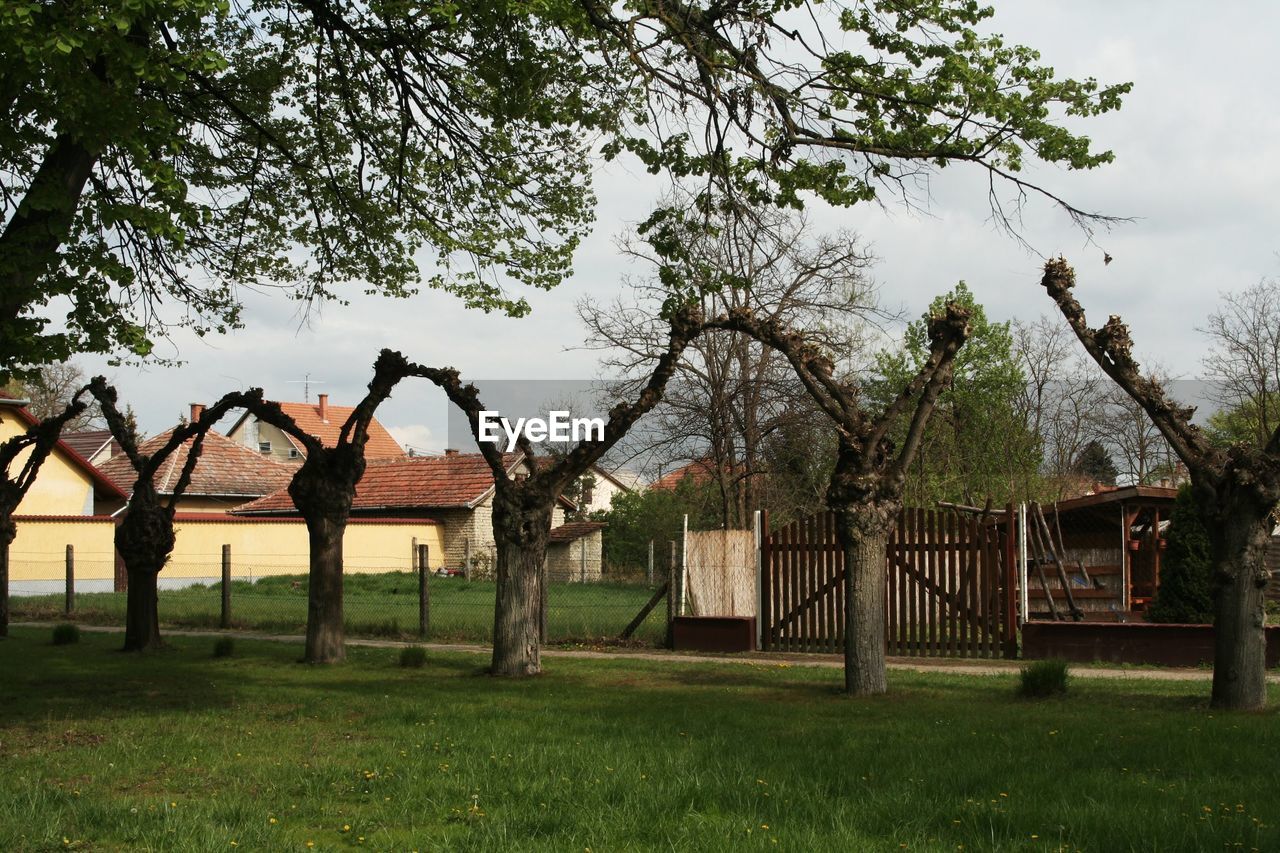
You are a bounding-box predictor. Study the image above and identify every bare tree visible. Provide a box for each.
[416,307,705,677]
[1,392,90,637]
[1012,315,1110,497]
[1203,277,1280,448]
[1101,377,1178,485]
[1041,258,1280,711]
[3,364,102,433]
[580,199,881,527]
[705,302,971,695]
[90,380,248,651]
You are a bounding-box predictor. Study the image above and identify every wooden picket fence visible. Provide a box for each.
[759,507,1018,658]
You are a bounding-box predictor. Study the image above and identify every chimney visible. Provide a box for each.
[190,403,205,422]
[444,448,459,456]
[317,393,329,423]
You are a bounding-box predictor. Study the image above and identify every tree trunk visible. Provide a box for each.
[490,495,551,677]
[304,515,346,664]
[835,508,890,695]
[122,568,162,651]
[115,498,173,653]
[0,519,13,638]
[1209,509,1272,711]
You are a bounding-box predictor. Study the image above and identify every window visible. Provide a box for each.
[288,448,301,459]
[258,441,272,454]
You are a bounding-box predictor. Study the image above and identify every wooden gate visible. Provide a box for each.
[759,507,1017,658]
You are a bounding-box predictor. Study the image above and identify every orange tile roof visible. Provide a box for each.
[650,458,720,492]
[97,429,295,498]
[235,453,524,514]
[274,401,405,459]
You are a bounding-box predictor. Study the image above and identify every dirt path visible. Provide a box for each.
[19,622,1274,684]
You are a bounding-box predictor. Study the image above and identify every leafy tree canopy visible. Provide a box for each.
[871,282,1039,505]
[0,0,615,376]
[1206,395,1280,450]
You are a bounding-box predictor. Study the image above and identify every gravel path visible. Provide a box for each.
[18,622,1275,683]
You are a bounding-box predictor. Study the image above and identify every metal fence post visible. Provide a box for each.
[221,544,231,629]
[647,539,654,586]
[64,544,74,615]
[417,544,430,639]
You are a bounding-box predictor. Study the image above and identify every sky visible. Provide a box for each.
[76,1,1280,455]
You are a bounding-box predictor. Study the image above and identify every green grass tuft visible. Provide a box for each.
[1019,657,1070,698]
[399,645,427,668]
[50,623,80,645]
[212,636,235,658]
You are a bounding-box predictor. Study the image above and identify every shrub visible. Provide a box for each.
[51,624,81,646]
[399,646,427,668]
[1019,659,1069,698]
[1147,484,1214,624]
[212,637,236,658]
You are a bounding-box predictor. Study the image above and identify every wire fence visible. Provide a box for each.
[8,552,674,647]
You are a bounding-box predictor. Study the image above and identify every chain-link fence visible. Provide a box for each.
[8,548,674,646]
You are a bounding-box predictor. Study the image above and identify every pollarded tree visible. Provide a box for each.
[415,306,705,676]
[89,379,250,651]
[1041,258,1280,710]
[0,0,613,375]
[0,391,90,637]
[705,303,971,695]
[228,351,420,664]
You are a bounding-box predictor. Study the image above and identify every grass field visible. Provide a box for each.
[1,628,1278,851]
[11,572,666,646]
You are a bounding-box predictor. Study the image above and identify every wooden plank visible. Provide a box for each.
[834,511,845,651]
[760,514,772,652]
[914,507,925,656]
[886,512,898,656]
[803,512,814,650]
[946,511,957,656]
[820,511,832,653]
[1003,503,1019,659]
[621,581,670,639]
[901,507,911,653]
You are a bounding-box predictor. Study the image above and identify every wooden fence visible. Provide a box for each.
[759,507,1017,658]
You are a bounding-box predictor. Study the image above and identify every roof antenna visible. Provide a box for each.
[286,374,326,402]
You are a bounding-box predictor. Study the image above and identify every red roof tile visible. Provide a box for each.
[235,453,523,514]
[548,521,607,543]
[275,400,405,459]
[97,429,295,498]
[650,458,720,492]
[62,429,118,461]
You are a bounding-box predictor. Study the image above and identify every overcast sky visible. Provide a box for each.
[77,1,1280,454]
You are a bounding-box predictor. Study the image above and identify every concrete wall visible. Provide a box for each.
[9,516,118,593]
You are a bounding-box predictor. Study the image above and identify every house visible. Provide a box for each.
[95,404,295,516]
[0,393,126,517]
[1,393,127,593]
[529,455,636,515]
[61,430,120,466]
[226,393,405,464]
[650,457,721,492]
[234,450,604,580]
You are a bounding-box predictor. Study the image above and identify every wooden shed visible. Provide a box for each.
[1023,485,1178,621]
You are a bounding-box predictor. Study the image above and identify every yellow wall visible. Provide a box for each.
[7,516,445,584]
[9,517,117,583]
[0,407,96,516]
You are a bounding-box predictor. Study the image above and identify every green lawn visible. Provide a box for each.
[11,572,666,646]
[1,628,1278,851]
